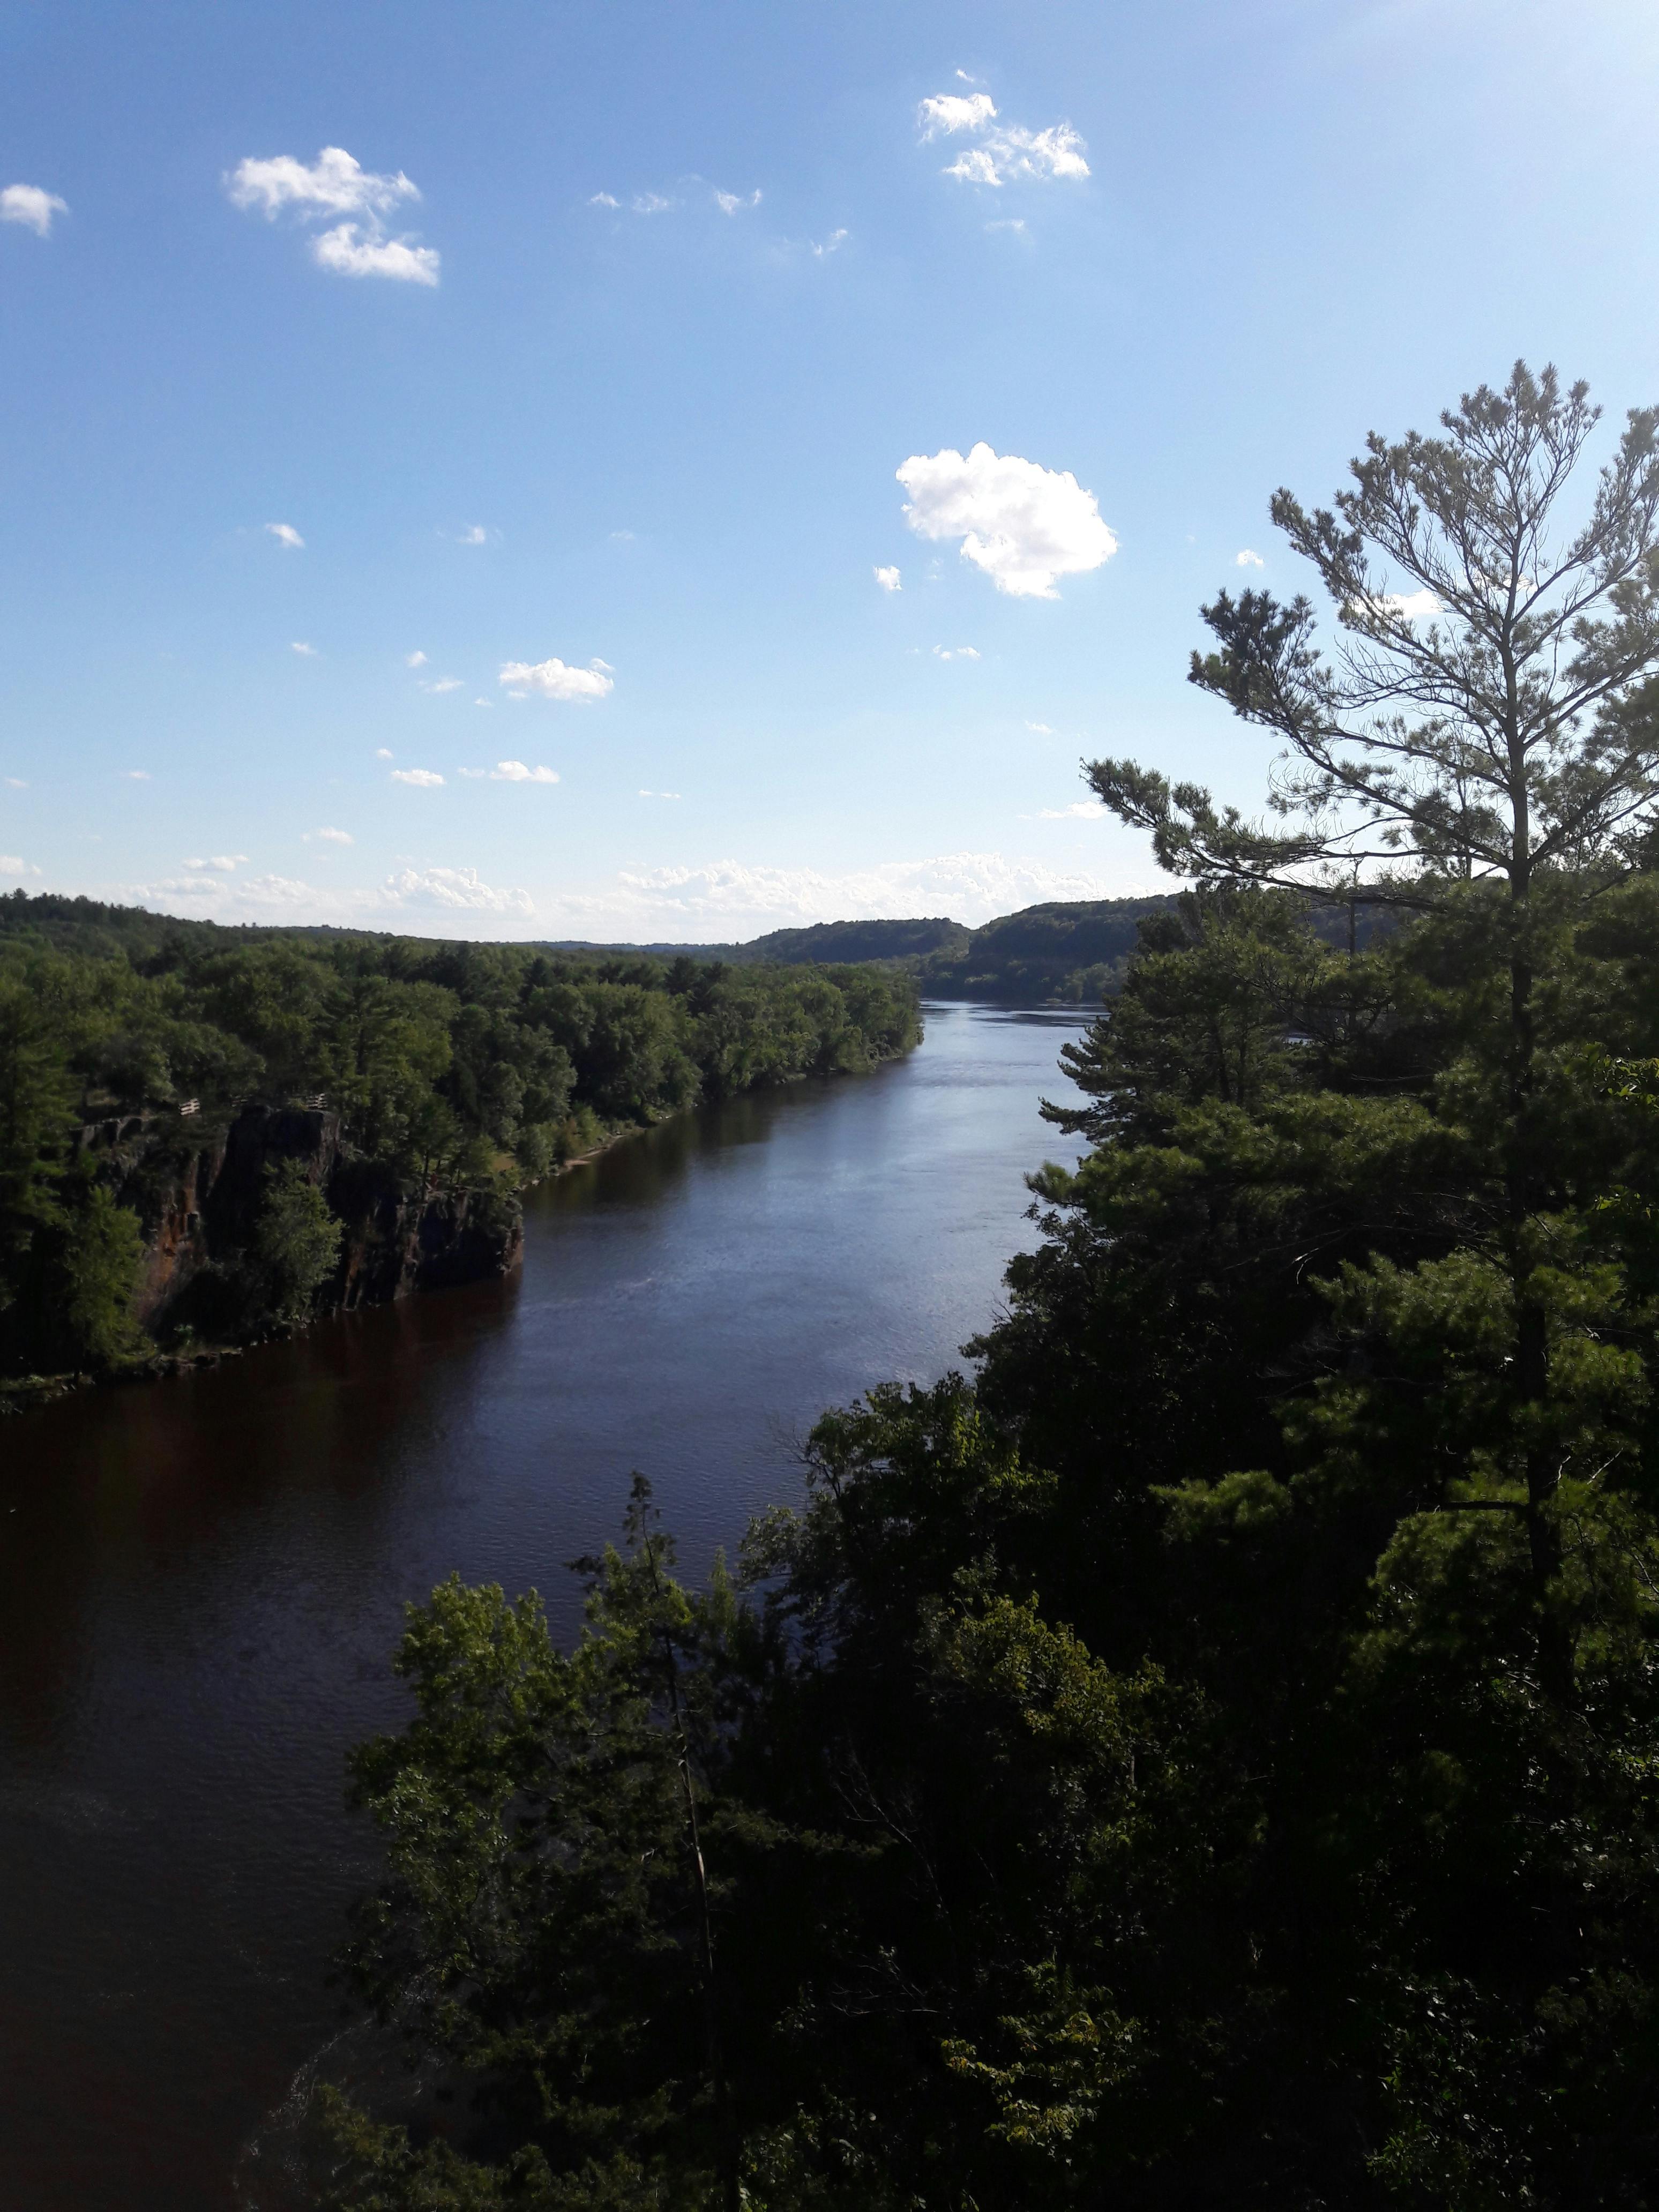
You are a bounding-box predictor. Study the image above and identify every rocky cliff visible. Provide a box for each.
[78,1103,522,1343]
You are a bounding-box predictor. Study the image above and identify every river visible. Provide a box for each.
[0,1001,1085,2211]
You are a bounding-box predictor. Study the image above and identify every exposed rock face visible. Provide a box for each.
[79,1104,522,1340]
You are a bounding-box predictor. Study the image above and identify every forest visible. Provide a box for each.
[0,900,919,1378]
[304,368,1659,2209]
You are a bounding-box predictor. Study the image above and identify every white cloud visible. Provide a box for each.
[0,855,41,878]
[632,192,674,214]
[457,524,488,545]
[1371,588,1443,621]
[1,184,68,237]
[714,188,761,215]
[500,656,615,702]
[227,147,420,220]
[610,528,636,542]
[386,865,534,915]
[1236,549,1265,567]
[1025,721,1055,734]
[579,850,1127,932]
[391,767,445,787]
[311,223,439,284]
[474,698,492,708]
[933,644,981,661]
[897,443,1117,599]
[311,827,353,844]
[227,148,439,285]
[376,747,395,759]
[588,192,622,209]
[4,776,28,788]
[292,640,317,655]
[639,789,683,799]
[266,522,304,550]
[874,565,902,592]
[406,651,427,668]
[122,769,152,781]
[422,677,464,694]
[490,761,560,783]
[811,228,848,258]
[183,854,249,873]
[1033,801,1106,819]
[918,93,998,136]
[917,89,1089,186]
[985,218,1026,234]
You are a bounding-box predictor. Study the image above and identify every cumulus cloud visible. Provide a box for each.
[1,183,68,236]
[376,747,395,759]
[266,522,304,550]
[576,850,1129,932]
[386,865,534,915]
[310,827,353,844]
[593,190,674,214]
[422,676,464,694]
[1370,588,1443,621]
[227,147,439,284]
[933,644,981,661]
[3,776,27,789]
[1236,548,1265,567]
[391,767,445,787]
[490,761,560,783]
[228,147,419,220]
[918,92,998,136]
[1025,721,1055,734]
[183,854,249,873]
[500,656,615,702]
[589,192,622,208]
[897,443,1117,598]
[874,565,902,592]
[714,188,761,215]
[292,640,317,655]
[1032,801,1106,820]
[312,223,439,285]
[917,88,1089,186]
[457,525,488,545]
[122,769,152,781]
[406,651,427,668]
[0,855,41,878]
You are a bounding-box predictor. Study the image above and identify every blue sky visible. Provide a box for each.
[4,0,1658,939]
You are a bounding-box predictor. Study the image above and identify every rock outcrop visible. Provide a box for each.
[78,1103,522,1341]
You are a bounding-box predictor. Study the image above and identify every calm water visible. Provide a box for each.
[0,1002,1083,2212]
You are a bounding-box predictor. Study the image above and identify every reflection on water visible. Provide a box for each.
[0,1002,1085,2211]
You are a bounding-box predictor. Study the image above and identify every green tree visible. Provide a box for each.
[54,1182,146,1366]
[252,1159,342,1321]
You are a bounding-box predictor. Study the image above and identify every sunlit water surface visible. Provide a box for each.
[0,1003,1084,2211]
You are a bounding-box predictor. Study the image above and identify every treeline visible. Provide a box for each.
[320,875,1659,2209]
[0,895,919,1376]
[313,368,1659,2207]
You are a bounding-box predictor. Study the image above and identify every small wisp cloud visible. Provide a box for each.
[1,183,68,236]
[266,522,304,550]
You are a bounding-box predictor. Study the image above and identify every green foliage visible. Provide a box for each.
[253,1160,343,1321]
[0,901,920,1371]
[326,875,1659,2209]
[53,1182,146,1366]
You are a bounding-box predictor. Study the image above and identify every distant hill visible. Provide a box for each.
[916,896,1179,1003]
[535,917,971,966]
